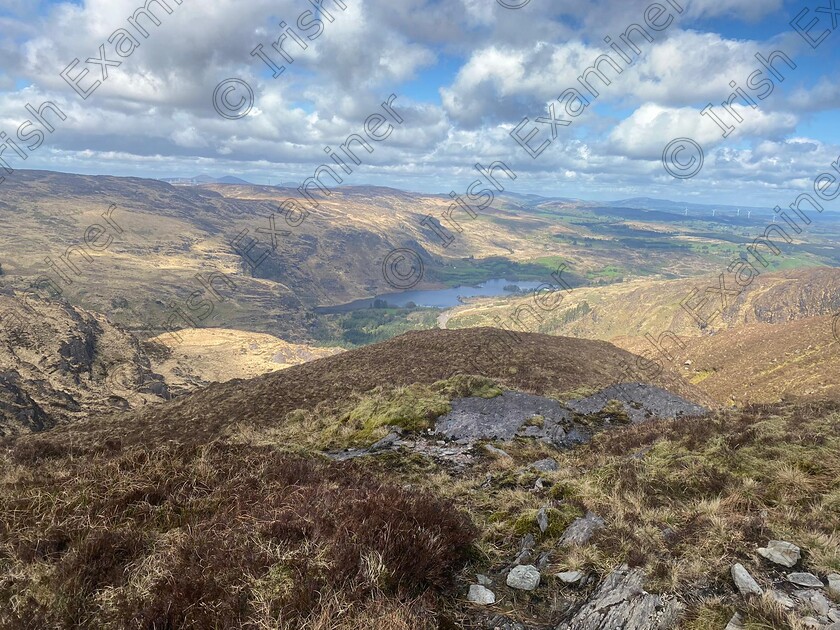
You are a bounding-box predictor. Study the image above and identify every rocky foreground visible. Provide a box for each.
[1,329,838,629]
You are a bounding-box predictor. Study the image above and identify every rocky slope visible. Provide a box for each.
[0,290,169,436]
[2,330,838,629]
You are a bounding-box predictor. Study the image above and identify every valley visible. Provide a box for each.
[2,171,840,630]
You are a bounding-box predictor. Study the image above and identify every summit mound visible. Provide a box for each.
[52,328,707,448]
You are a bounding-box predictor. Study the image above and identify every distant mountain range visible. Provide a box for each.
[160,175,253,185]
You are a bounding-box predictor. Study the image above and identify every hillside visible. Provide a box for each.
[0,291,169,437]
[447,267,840,343]
[46,328,709,449]
[4,171,838,345]
[2,329,838,629]
[668,316,840,405]
[146,328,342,395]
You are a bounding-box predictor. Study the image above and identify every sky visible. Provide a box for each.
[0,0,839,206]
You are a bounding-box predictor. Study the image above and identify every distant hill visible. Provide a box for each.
[160,175,253,185]
[448,267,840,342]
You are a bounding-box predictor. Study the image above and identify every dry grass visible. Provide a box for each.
[3,391,838,628]
[0,442,476,629]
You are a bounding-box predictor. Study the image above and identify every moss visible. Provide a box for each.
[510,504,583,539]
[493,469,539,489]
[525,415,545,428]
[348,385,452,441]
[432,375,502,400]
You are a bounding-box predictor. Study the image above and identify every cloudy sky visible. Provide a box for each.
[1,0,839,205]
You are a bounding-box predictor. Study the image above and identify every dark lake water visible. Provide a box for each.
[316,278,543,313]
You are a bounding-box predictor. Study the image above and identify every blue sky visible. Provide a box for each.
[0,0,838,206]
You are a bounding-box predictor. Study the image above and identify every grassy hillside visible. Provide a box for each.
[447,268,840,343]
[46,328,707,450]
[2,381,837,628]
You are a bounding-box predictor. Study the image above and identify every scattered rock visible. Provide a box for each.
[559,512,605,547]
[556,570,585,585]
[731,563,763,596]
[476,574,492,587]
[556,565,683,630]
[767,589,795,609]
[468,584,496,605]
[801,617,822,629]
[507,565,541,591]
[757,540,801,567]
[810,591,831,616]
[828,573,840,598]
[520,533,536,553]
[788,572,824,588]
[725,612,746,630]
[369,431,401,451]
[536,507,549,533]
[530,458,558,472]
[483,444,512,459]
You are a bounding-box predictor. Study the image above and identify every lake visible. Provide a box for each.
[316,278,543,313]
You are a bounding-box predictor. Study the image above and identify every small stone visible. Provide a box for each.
[788,572,824,588]
[825,623,840,630]
[767,589,795,609]
[536,507,549,533]
[468,584,496,605]
[811,592,831,616]
[558,512,605,547]
[507,565,541,591]
[731,563,763,596]
[757,540,801,568]
[369,432,400,451]
[828,609,840,623]
[484,444,512,459]
[520,533,536,552]
[801,617,822,629]
[476,574,492,587]
[828,573,840,598]
[725,612,745,630]
[556,570,585,585]
[530,458,559,472]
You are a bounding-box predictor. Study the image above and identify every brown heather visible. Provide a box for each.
[0,442,476,629]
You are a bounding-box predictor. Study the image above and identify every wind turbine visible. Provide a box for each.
[737,208,741,218]
[712,209,717,218]
[747,210,752,219]
[684,207,688,217]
